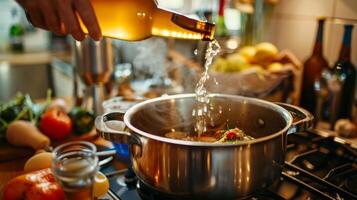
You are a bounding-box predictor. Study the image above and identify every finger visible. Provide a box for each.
[55,0,85,41]
[21,1,46,29]
[15,0,26,8]
[38,0,61,34]
[73,0,102,40]
[57,22,66,35]
[27,12,47,30]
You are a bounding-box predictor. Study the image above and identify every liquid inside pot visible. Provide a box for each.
[127,95,289,142]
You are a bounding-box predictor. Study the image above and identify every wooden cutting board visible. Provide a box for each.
[0,129,98,162]
[0,144,34,162]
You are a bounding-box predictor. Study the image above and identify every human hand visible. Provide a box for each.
[16,0,102,41]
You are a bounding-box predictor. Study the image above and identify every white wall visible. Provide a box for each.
[0,0,18,51]
[267,0,357,66]
[0,0,49,52]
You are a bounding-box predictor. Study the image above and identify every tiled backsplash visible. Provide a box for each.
[268,0,357,66]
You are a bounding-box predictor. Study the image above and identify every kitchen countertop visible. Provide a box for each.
[0,51,71,65]
[0,136,123,197]
[0,97,125,197]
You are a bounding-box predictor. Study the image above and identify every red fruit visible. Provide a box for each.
[3,168,65,200]
[226,131,236,140]
[40,108,72,140]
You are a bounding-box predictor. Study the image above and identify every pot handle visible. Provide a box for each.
[275,103,314,134]
[95,112,142,157]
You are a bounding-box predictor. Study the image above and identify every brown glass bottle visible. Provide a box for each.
[330,24,356,120]
[300,18,329,114]
[79,0,215,41]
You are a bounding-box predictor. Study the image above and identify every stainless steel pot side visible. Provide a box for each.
[95,94,313,199]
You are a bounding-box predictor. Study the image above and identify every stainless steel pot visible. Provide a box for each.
[95,94,313,199]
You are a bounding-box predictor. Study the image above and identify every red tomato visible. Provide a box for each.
[40,109,72,140]
[3,168,65,200]
[226,131,237,140]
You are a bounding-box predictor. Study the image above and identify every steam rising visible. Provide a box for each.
[133,38,168,80]
[130,39,222,137]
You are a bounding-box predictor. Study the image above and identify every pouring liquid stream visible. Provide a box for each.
[194,40,221,136]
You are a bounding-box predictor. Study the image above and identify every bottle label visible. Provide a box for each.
[10,36,23,45]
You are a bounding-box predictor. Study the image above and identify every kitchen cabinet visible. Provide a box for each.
[0,51,71,101]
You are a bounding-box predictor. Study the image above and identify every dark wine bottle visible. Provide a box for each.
[215,0,228,38]
[9,8,24,52]
[300,18,329,114]
[330,24,356,120]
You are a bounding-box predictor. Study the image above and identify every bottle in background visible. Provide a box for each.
[9,8,24,52]
[300,18,329,115]
[329,24,356,122]
[215,0,229,38]
[314,68,332,126]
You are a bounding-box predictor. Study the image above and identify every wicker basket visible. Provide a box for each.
[206,50,302,103]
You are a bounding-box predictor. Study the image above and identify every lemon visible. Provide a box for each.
[226,53,249,72]
[238,46,256,62]
[253,42,279,65]
[267,62,283,72]
[93,171,110,197]
[212,57,228,72]
[24,152,53,172]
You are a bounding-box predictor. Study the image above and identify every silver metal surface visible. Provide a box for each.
[0,62,51,101]
[96,149,117,157]
[74,37,113,85]
[99,156,114,167]
[96,94,313,198]
[74,37,113,115]
[275,102,314,134]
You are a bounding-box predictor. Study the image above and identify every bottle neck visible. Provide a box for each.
[218,0,225,17]
[312,19,325,56]
[152,7,215,41]
[338,25,353,61]
[216,0,228,37]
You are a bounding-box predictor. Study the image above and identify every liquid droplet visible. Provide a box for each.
[194,49,198,55]
[214,77,219,85]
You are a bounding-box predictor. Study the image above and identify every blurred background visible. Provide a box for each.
[0,0,356,129]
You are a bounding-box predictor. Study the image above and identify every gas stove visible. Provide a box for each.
[101,130,357,200]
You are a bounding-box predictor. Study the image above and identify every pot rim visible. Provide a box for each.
[124,93,293,147]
